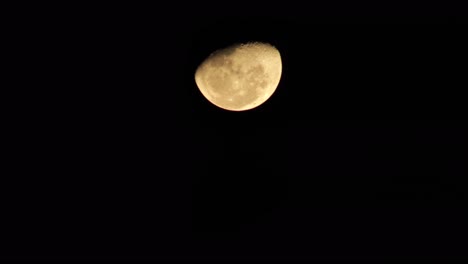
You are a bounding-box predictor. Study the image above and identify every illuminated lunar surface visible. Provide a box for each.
[195,42,282,111]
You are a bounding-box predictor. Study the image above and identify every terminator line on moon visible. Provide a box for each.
[195,42,282,111]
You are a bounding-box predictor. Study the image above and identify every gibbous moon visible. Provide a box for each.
[195,42,282,111]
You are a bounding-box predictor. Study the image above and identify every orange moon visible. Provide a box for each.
[195,42,282,111]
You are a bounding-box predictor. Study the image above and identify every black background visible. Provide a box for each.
[3,3,467,261]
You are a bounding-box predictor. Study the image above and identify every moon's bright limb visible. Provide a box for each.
[195,42,282,111]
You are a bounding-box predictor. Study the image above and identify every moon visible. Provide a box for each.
[195,42,282,111]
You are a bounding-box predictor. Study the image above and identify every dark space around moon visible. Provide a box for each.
[185,15,467,259]
[4,3,467,261]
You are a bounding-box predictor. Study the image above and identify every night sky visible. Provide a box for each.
[184,15,467,260]
[4,4,467,262]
